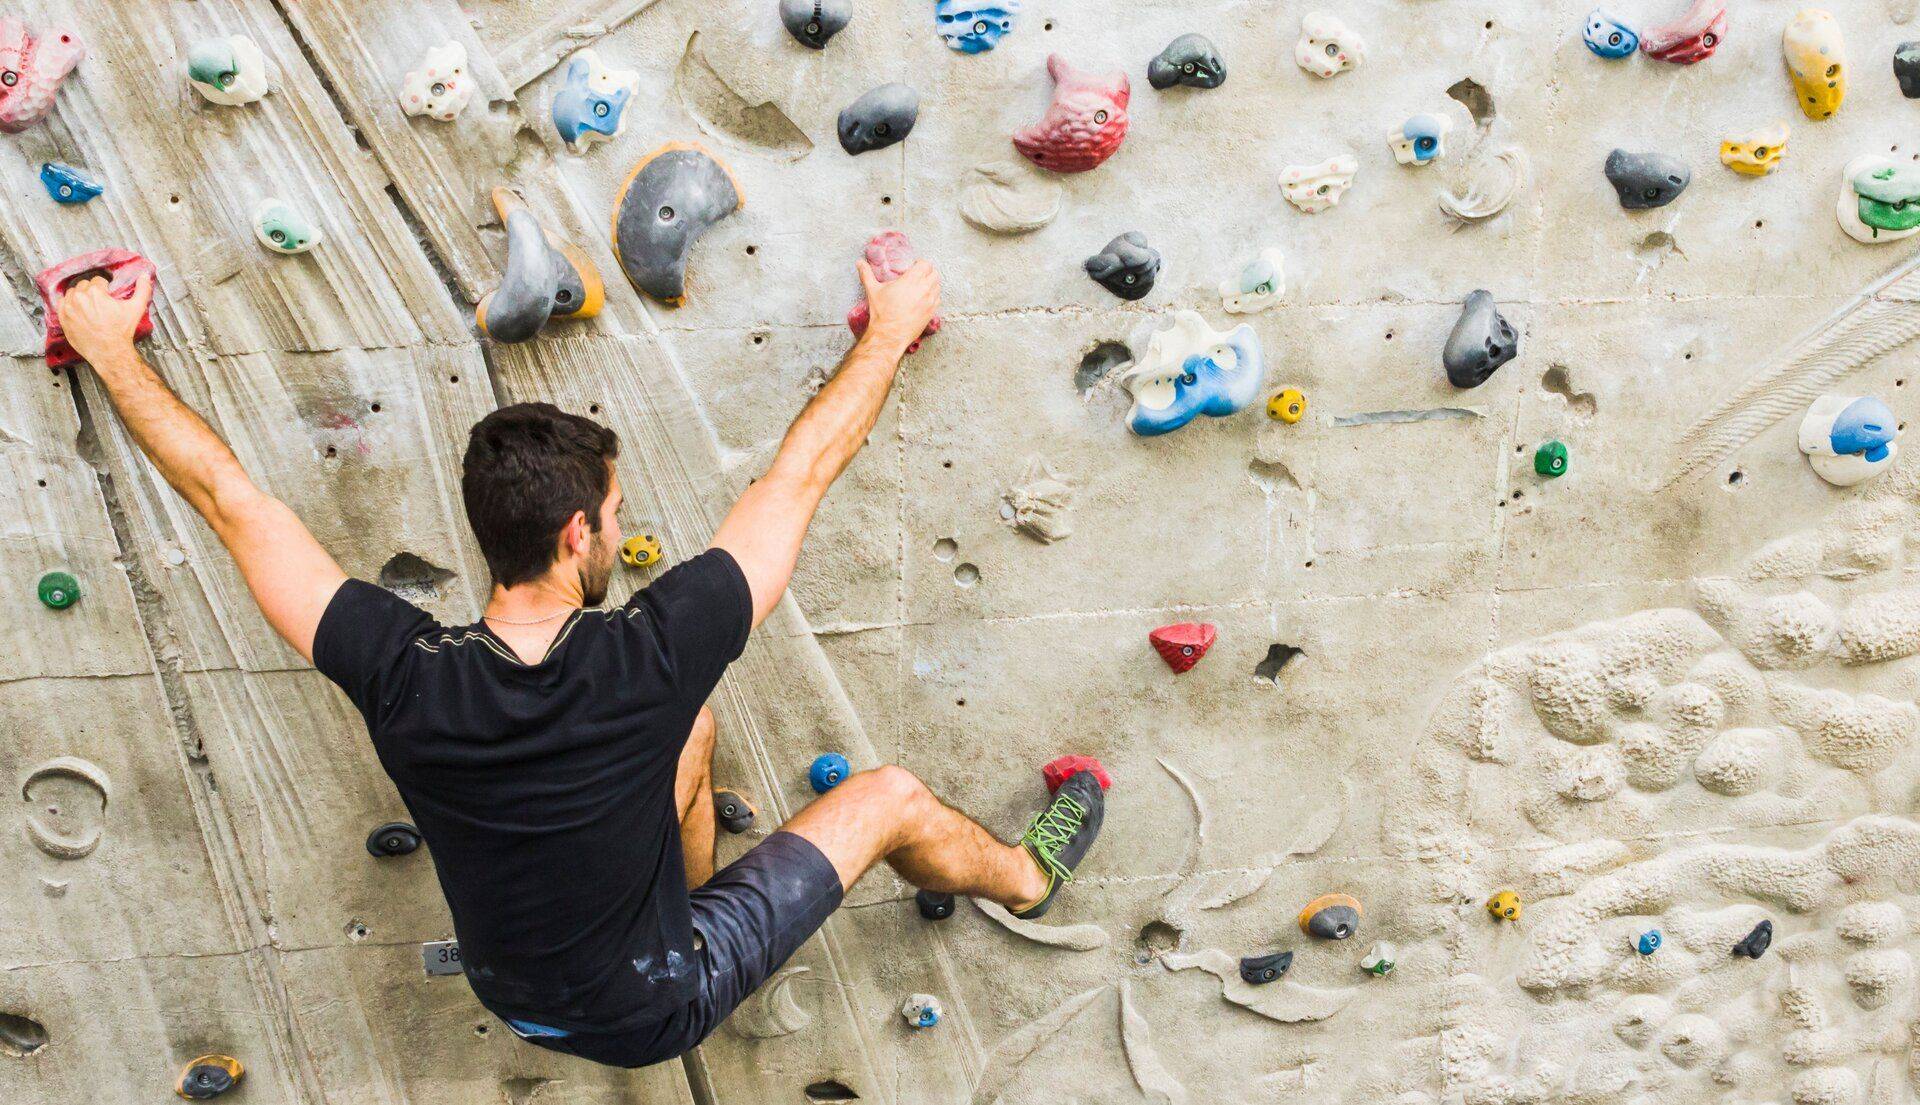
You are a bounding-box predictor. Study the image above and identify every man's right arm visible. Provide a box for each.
[708,259,939,628]
[59,275,347,662]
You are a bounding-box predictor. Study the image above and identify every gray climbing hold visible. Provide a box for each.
[1897,42,1920,98]
[1148,33,1226,90]
[476,187,604,343]
[1605,149,1690,209]
[780,0,850,49]
[613,143,743,306]
[1084,231,1160,301]
[837,83,918,155]
[1443,290,1518,389]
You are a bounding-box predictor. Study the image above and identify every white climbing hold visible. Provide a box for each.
[1001,457,1075,543]
[399,42,474,122]
[959,160,1062,234]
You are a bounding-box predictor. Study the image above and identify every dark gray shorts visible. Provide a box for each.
[500,830,844,1068]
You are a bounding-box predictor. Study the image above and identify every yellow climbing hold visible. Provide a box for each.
[1267,388,1307,424]
[1782,9,1846,121]
[1720,120,1788,177]
[1486,889,1522,921]
[620,533,662,568]
[176,1054,243,1100]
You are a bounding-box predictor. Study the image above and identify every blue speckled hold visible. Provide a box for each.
[810,752,851,793]
[1635,929,1662,955]
[934,0,1021,54]
[1584,8,1640,59]
[40,162,102,205]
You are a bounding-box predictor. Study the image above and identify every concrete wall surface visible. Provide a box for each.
[7,0,1920,1102]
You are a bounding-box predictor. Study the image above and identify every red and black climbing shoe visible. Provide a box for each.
[1013,758,1109,920]
[715,790,756,835]
[916,889,956,920]
[1042,754,1111,794]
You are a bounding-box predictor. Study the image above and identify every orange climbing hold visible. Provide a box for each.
[1150,622,1216,673]
[1041,754,1111,794]
[176,1054,243,1100]
[37,249,156,368]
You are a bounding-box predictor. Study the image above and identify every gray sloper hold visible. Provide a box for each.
[613,144,743,306]
[1443,290,1518,388]
[837,83,918,155]
[1149,34,1226,90]
[1085,232,1160,301]
[780,0,850,49]
[1897,42,1920,98]
[1605,149,1690,210]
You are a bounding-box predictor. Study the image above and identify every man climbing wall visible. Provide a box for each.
[53,260,1108,1069]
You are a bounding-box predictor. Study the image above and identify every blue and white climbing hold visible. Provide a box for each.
[550,49,639,154]
[1387,114,1451,166]
[1584,9,1640,58]
[901,994,942,1028]
[810,752,851,793]
[1799,395,1900,487]
[934,0,1020,53]
[40,161,100,204]
[1635,929,1662,955]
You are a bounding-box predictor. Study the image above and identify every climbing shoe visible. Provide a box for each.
[1012,757,1110,920]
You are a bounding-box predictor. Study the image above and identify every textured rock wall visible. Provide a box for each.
[9,1,1920,1103]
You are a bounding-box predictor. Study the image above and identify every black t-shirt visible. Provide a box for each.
[313,548,753,1032]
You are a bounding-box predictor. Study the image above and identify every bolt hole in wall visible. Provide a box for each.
[1727,469,1745,487]
[805,1081,859,1102]
[0,1011,48,1057]
[953,562,980,587]
[932,537,957,561]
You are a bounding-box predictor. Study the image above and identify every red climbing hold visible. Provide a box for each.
[1150,622,1216,673]
[37,249,156,368]
[847,231,940,354]
[1041,754,1111,794]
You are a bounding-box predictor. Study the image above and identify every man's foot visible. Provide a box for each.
[1011,761,1109,920]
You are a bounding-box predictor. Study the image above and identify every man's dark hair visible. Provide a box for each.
[462,403,619,587]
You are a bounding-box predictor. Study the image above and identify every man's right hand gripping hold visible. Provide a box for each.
[58,255,1108,1071]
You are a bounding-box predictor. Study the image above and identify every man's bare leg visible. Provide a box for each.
[777,765,1049,910]
[675,707,718,888]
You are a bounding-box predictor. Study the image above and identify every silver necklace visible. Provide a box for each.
[482,607,579,626]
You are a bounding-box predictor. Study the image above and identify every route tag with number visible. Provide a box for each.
[421,940,462,976]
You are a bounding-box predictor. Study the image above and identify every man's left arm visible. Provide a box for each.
[58,275,347,662]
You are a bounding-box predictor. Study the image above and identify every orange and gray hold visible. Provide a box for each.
[477,188,605,343]
[1297,892,1363,940]
[613,143,743,306]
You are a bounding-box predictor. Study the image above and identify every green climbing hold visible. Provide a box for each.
[37,571,78,610]
[1534,440,1568,478]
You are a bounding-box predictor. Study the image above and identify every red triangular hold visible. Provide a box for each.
[1150,622,1216,673]
[1042,755,1112,794]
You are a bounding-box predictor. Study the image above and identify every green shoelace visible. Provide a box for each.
[1020,794,1087,881]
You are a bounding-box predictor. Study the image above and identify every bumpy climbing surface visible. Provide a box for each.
[476,187,605,343]
[934,0,1020,54]
[612,142,743,306]
[1798,395,1900,486]
[847,231,940,352]
[37,249,156,369]
[809,752,850,793]
[1443,290,1518,389]
[1120,312,1264,436]
[780,0,851,49]
[176,1055,243,1100]
[1605,149,1690,209]
[958,160,1061,234]
[1084,231,1160,301]
[1148,34,1225,90]
[365,822,421,857]
[1298,892,1362,939]
[1720,121,1788,176]
[1239,951,1294,984]
[0,18,83,132]
[620,533,662,567]
[1150,622,1216,673]
[39,161,100,204]
[1294,11,1365,78]
[551,49,638,153]
[1836,155,1920,244]
[37,571,79,610]
[399,42,473,122]
[1012,55,1130,174]
[1639,0,1725,64]
[186,34,270,106]
[1583,9,1640,58]
[1782,9,1845,120]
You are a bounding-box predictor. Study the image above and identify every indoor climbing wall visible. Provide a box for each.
[10,0,1920,1103]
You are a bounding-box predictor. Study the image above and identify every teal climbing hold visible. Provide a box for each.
[37,571,78,610]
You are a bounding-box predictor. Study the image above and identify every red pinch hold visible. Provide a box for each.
[38,249,156,368]
[1012,54,1131,174]
[1640,0,1725,64]
[1150,622,1216,673]
[847,231,940,354]
[1042,754,1111,794]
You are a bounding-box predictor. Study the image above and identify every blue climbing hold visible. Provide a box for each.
[41,162,101,205]
[934,0,1020,53]
[1583,9,1640,58]
[809,752,850,793]
[1635,929,1662,955]
[550,49,639,154]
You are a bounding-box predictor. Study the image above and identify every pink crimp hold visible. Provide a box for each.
[0,18,85,134]
[847,231,940,354]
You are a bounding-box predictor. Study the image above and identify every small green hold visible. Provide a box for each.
[1534,440,1569,478]
[38,571,79,610]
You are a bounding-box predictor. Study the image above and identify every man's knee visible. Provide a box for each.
[846,763,932,811]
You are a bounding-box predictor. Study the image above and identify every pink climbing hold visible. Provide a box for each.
[38,249,157,368]
[847,231,940,354]
[1041,754,1111,795]
[1639,0,1725,64]
[1150,622,1216,674]
[1012,55,1130,174]
[0,18,85,134]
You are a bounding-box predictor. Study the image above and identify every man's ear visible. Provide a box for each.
[559,510,591,560]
